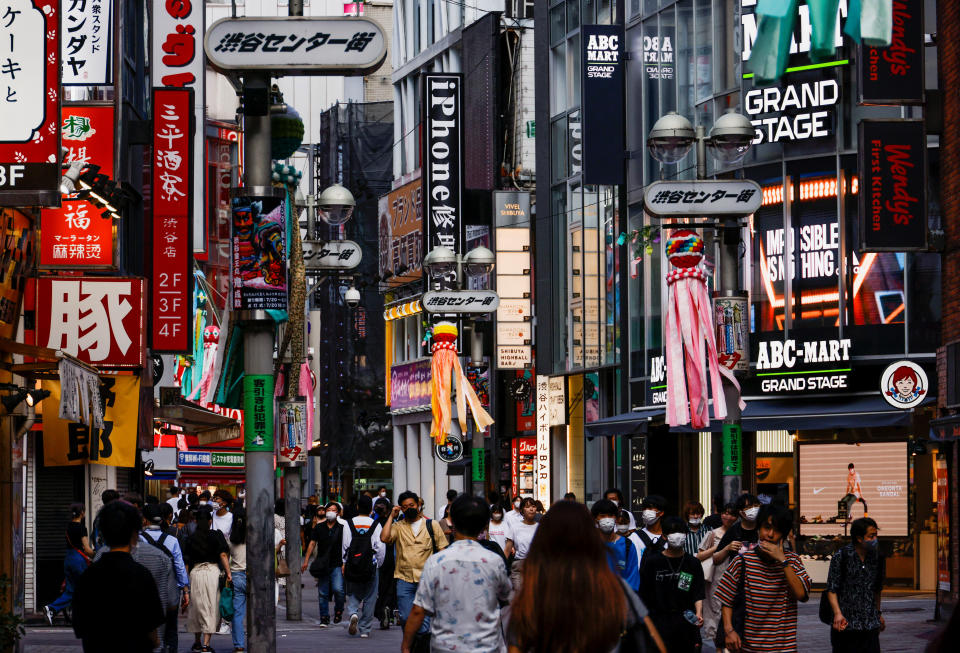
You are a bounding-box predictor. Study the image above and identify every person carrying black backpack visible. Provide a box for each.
[341,494,385,639]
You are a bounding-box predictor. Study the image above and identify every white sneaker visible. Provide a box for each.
[348,613,359,635]
[43,606,54,626]
[359,633,369,639]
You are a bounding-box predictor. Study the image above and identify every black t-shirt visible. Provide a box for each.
[310,521,345,569]
[716,521,759,556]
[183,529,229,567]
[72,551,165,653]
[638,550,705,616]
[702,513,722,530]
[66,522,88,551]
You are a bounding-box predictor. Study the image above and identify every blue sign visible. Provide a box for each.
[178,451,212,468]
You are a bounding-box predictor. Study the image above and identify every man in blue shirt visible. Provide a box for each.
[592,499,640,591]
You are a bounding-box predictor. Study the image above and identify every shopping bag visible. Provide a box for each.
[219,583,235,621]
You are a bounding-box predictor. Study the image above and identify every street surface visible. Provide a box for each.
[21,590,943,652]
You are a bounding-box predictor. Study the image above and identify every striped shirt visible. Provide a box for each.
[684,527,708,558]
[714,550,811,653]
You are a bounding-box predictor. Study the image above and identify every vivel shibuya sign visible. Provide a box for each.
[204,17,387,75]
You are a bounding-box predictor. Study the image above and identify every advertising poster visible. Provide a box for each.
[515,370,535,432]
[62,0,113,85]
[41,376,140,467]
[937,457,950,592]
[277,399,307,466]
[389,359,432,411]
[231,194,287,312]
[378,176,423,285]
[798,442,907,536]
[511,437,536,499]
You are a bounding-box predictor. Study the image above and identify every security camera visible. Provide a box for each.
[344,286,361,308]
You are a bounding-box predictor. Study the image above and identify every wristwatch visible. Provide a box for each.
[780,559,790,568]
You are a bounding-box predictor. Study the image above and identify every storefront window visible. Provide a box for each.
[582,0,596,24]
[713,0,737,92]
[693,0,712,101]
[551,2,566,44]
[551,44,568,116]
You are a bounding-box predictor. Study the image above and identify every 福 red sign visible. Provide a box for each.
[152,88,193,352]
[40,105,116,267]
[36,277,145,367]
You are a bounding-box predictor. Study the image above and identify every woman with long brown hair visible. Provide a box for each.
[508,501,666,653]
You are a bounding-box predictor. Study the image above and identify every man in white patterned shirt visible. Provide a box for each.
[401,495,512,653]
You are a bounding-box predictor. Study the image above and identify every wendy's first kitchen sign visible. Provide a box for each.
[858,119,926,252]
[858,1,924,105]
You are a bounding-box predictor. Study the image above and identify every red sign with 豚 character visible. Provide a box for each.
[40,105,116,267]
[152,88,193,353]
[36,277,145,368]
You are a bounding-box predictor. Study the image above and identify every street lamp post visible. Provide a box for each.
[423,245,497,498]
[647,110,755,506]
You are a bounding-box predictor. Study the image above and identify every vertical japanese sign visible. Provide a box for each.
[581,24,625,185]
[152,0,204,253]
[422,73,463,280]
[535,374,551,502]
[41,376,140,467]
[231,194,287,312]
[937,457,950,592]
[858,1,924,105]
[859,120,927,251]
[151,88,193,352]
[277,398,307,466]
[243,374,274,452]
[36,277,145,367]
[62,0,113,85]
[40,105,115,267]
[0,0,60,206]
[722,423,742,475]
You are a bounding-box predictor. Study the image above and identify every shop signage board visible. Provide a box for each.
[744,78,840,145]
[36,277,145,367]
[713,292,749,372]
[494,191,531,227]
[152,88,194,352]
[231,193,287,311]
[751,337,853,395]
[535,374,551,501]
[497,322,532,345]
[62,0,113,85]
[515,371,535,432]
[644,180,763,216]
[41,376,140,467]
[646,353,667,406]
[0,0,60,206]
[937,457,950,592]
[879,360,928,410]
[629,436,648,513]
[41,105,116,269]
[435,434,464,463]
[302,239,362,270]
[379,176,423,285]
[511,436,536,497]
[858,2,924,105]
[722,424,742,476]
[389,359,432,412]
[581,24,625,185]
[277,398,307,466]
[422,73,463,283]
[497,345,532,369]
[422,290,499,313]
[204,17,387,75]
[548,377,566,426]
[859,119,927,251]
[152,0,204,253]
[242,374,274,452]
[178,451,245,468]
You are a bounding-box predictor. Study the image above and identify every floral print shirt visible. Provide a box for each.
[826,544,885,631]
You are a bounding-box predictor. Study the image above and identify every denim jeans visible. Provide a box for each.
[231,571,247,650]
[316,566,345,618]
[396,579,429,634]
[345,572,379,635]
[162,590,180,652]
[49,550,87,611]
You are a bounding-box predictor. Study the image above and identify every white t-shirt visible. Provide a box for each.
[504,509,523,529]
[212,510,234,538]
[437,503,452,521]
[627,532,644,570]
[166,496,180,518]
[486,520,508,550]
[411,517,424,536]
[505,520,538,560]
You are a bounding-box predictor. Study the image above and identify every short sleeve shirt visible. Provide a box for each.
[505,520,538,560]
[66,522,87,550]
[714,550,811,653]
[826,544,884,631]
[414,539,512,653]
[716,522,759,556]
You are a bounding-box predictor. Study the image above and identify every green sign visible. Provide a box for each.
[472,449,486,482]
[525,120,535,138]
[722,423,742,476]
[212,452,244,468]
[243,374,274,452]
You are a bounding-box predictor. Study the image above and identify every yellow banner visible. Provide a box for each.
[41,376,140,468]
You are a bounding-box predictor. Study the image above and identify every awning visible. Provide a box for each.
[584,406,665,438]
[155,402,240,445]
[445,456,471,475]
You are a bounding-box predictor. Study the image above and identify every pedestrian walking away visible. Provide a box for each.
[166,486,182,521]
[228,507,250,653]
[503,497,540,593]
[90,489,120,552]
[714,503,811,653]
[372,496,398,630]
[341,494,386,639]
[593,499,641,591]
[140,503,190,653]
[639,516,705,653]
[44,503,93,626]
[824,517,885,653]
[302,500,347,626]
[402,494,512,653]
[71,500,165,653]
[436,488,459,521]
[183,505,232,652]
[380,490,447,641]
[507,500,667,653]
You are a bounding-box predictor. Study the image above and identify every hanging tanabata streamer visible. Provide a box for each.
[859,0,893,47]
[429,321,494,445]
[748,0,798,85]
[189,325,220,403]
[663,230,745,429]
[808,0,841,63]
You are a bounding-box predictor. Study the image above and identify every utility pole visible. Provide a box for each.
[241,71,277,653]
[470,323,485,498]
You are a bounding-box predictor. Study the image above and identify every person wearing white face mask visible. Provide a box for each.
[639,516,705,653]
[712,493,762,568]
[591,499,640,591]
[604,487,637,530]
[635,495,668,564]
[682,500,709,558]
[302,502,347,626]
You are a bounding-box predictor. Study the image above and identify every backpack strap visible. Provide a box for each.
[141,530,174,559]
[425,518,438,554]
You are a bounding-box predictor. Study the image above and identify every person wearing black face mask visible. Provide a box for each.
[380,491,447,645]
[825,517,885,652]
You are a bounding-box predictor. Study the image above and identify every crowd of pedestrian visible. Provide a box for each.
[44,482,951,653]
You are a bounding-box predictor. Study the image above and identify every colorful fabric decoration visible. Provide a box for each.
[664,230,745,429]
[860,0,892,47]
[748,0,799,85]
[429,321,494,445]
[809,0,841,62]
[188,325,220,403]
